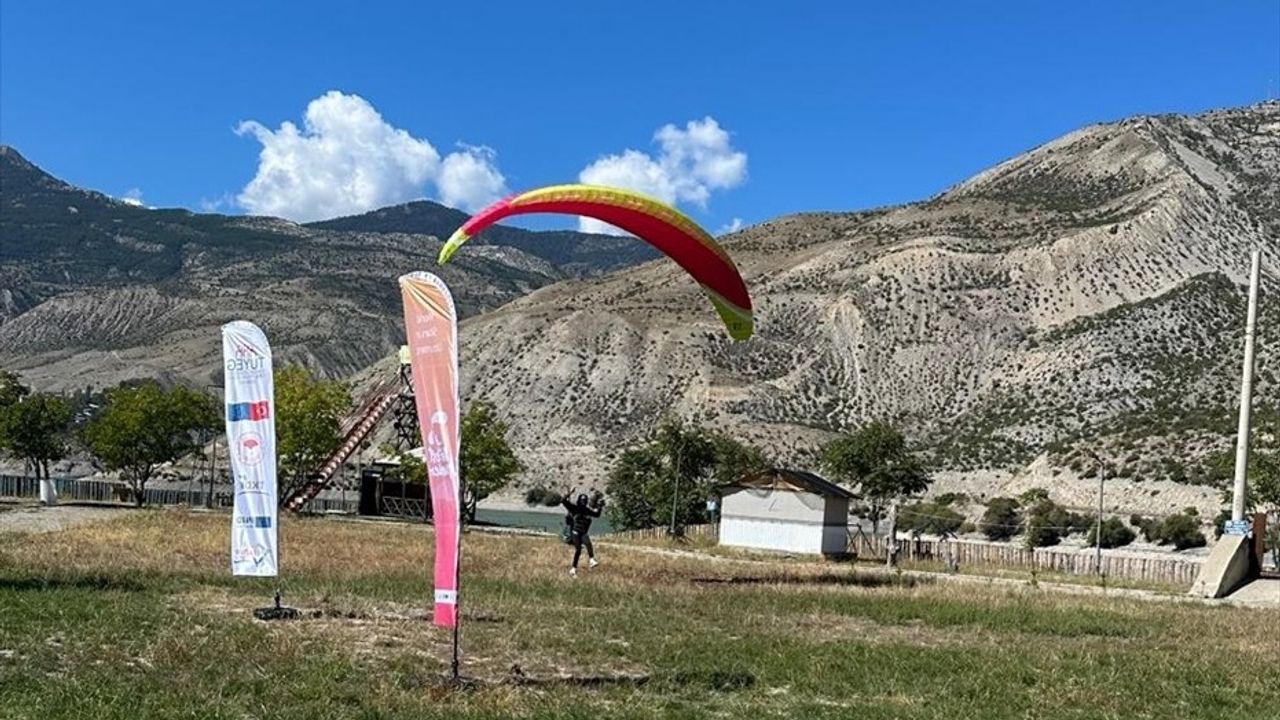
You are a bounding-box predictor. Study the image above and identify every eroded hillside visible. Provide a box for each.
[431,103,1279,504]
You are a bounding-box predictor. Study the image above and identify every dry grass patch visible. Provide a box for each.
[2,509,1278,719]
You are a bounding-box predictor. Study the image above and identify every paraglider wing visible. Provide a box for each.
[437,185,752,340]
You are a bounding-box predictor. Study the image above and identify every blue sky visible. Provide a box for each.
[2,1,1277,231]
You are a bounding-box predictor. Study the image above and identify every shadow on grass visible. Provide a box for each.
[414,669,654,698]
[506,671,652,690]
[287,608,505,623]
[0,574,144,593]
[691,572,929,589]
[500,668,754,692]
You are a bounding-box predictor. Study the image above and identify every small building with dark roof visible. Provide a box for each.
[718,469,853,556]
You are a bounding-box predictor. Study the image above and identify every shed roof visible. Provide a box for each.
[722,468,855,500]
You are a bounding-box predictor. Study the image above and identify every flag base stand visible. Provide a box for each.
[253,588,298,621]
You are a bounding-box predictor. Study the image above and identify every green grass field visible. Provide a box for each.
[1,509,1276,719]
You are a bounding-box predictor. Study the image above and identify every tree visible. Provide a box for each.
[459,401,523,522]
[1252,450,1280,569]
[274,365,350,502]
[1088,518,1136,549]
[708,432,770,487]
[980,497,1022,541]
[1254,451,1280,511]
[606,445,668,531]
[385,449,428,486]
[1158,512,1207,551]
[605,418,768,532]
[899,501,965,536]
[0,370,31,457]
[822,421,930,534]
[2,392,73,480]
[0,370,28,408]
[82,383,218,506]
[1022,496,1088,549]
[524,486,564,507]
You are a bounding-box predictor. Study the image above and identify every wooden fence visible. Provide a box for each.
[0,474,357,514]
[600,522,1198,586]
[602,523,719,542]
[848,530,1202,587]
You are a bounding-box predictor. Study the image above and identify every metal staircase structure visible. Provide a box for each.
[282,358,416,512]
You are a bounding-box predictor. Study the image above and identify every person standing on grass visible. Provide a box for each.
[561,491,603,577]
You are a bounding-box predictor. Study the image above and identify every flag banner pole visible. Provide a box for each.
[222,320,296,620]
[398,273,463,671]
[452,475,464,681]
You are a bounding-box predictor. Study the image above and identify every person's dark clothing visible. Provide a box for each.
[562,498,601,568]
[561,498,601,534]
[571,533,594,568]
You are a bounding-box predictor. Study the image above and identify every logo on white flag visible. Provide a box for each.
[236,431,264,467]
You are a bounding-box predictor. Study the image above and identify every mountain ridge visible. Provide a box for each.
[309,200,658,275]
[0,146,648,388]
[390,102,1279,510]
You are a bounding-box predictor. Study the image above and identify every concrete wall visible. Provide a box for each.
[1190,533,1255,598]
[720,488,847,555]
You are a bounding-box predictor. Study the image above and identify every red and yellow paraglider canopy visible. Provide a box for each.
[437,184,753,340]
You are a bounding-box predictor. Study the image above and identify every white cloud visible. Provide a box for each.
[235,91,507,222]
[578,117,746,235]
[120,188,145,207]
[716,218,744,236]
[199,193,235,214]
[438,145,508,212]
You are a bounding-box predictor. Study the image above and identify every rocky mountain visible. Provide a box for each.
[398,102,1277,512]
[0,146,644,390]
[310,201,656,276]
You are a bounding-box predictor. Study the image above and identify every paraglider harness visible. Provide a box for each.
[561,512,574,544]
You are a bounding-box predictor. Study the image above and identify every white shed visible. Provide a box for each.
[718,469,853,556]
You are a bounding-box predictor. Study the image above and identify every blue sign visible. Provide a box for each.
[1223,520,1250,537]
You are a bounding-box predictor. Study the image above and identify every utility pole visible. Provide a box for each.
[885,503,898,569]
[1082,448,1106,574]
[206,383,222,509]
[208,435,218,509]
[1231,250,1262,522]
[669,436,684,537]
[1095,456,1105,576]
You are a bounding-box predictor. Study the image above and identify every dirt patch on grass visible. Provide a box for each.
[0,503,131,535]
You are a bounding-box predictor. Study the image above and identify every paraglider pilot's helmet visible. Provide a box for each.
[577,494,589,508]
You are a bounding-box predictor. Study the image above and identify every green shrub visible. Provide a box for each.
[980,497,1021,541]
[900,502,965,536]
[1211,508,1231,539]
[1132,515,1162,542]
[934,492,970,507]
[524,486,564,507]
[1018,488,1050,505]
[1017,496,1090,548]
[1087,518,1136,548]
[1025,513,1061,548]
[1159,513,1207,551]
[1066,511,1092,535]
